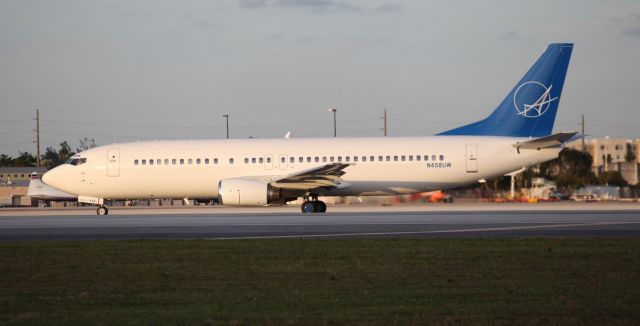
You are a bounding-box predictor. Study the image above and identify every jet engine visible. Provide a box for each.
[217,178,294,206]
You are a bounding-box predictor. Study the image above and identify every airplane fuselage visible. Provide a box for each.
[43,136,559,200]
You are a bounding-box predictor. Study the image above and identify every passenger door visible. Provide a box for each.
[107,148,120,177]
[465,144,478,173]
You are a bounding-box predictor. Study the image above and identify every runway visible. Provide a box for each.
[1,203,639,240]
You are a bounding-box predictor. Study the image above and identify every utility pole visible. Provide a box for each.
[581,114,585,151]
[222,114,229,139]
[328,108,337,137]
[604,136,609,173]
[383,108,387,137]
[35,108,40,167]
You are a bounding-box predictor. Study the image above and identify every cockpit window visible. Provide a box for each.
[65,158,87,166]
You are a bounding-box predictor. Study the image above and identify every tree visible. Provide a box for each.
[538,148,598,189]
[40,142,76,169]
[77,137,97,152]
[41,147,62,169]
[625,143,636,162]
[600,171,628,187]
[0,154,13,167]
[13,152,36,167]
[58,141,74,162]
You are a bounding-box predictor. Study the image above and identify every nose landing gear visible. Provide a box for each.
[96,205,109,216]
[301,195,327,213]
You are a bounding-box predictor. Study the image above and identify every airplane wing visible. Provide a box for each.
[270,163,351,190]
[513,132,578,152]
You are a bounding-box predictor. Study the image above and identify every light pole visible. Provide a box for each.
[222,114,229,139]
[328,108,337,137]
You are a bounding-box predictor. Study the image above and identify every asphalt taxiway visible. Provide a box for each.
[1,203,639,240]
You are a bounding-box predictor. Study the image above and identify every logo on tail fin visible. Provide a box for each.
[513,81,558,118]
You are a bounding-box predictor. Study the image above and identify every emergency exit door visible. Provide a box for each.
[107,148,120,177]
[466,144,478,173]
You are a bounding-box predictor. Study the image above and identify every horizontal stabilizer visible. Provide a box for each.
[27,172,77,200]
[513,132,577,151]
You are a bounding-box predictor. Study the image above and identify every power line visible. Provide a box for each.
[0,130,33,135]
[41,118,380,130]
[0,141,35,146]
[40,131,151,139]
[0,119,32,125]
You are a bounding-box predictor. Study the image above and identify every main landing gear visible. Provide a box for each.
[96,205,109,216]
[301,195,326,213]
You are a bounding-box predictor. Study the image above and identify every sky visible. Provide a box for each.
[1,0,639,155]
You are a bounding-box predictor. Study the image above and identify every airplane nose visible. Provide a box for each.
[42,167,62,188]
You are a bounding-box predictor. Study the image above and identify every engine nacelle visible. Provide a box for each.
[218,178,288,206]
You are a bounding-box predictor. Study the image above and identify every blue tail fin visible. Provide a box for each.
[439,43,573,137]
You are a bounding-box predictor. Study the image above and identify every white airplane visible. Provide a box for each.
[43,43,575,215]
[27,172,77,202]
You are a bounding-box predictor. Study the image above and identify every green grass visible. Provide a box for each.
[1,238,639,324]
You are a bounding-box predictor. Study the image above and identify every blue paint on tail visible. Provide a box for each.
[439,43,573,137]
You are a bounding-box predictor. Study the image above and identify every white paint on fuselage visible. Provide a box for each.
[42,136,560,201]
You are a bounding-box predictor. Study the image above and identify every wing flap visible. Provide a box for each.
[271,163,350,190]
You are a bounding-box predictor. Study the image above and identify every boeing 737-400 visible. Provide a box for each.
[43,43,575,215]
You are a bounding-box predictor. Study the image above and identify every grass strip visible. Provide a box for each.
[1,238,639,324]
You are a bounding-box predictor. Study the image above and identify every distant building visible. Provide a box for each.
[0,167,48,186]
[567,138,639,185]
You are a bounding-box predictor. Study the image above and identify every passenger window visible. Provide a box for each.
[180,159,184,165]
[299,157,303,163]
[229,158,234,164]
[134,159,139,165]
[386,156,390,161]
[353,156,358,162]
[337,156,342,162]
[164,159,169,165]
[330,157,335,162]
[252,158,256,163]
[142,159,147,165]
[323,157,327,162]
[205,158,210,164]
[290,157,294,163]
[425,155,429,161]
[416,155,421,161]
[172,159,177,165]
[214,158,219,164]
[197,158,201,164]
[244,158,249,164]
[440,155,444,161]
[401,156,406,161]
[409,156,413,161]
[371,156,375,162]
[346,156,351,162]
[432,155,437,161]
[315,157,320,163]
[188,159,193,165]
[266,157,271,163]
[281,157,285,163]
[150,159,155,166]
[156,159,161,165]
[259,157,264,164]
[361,156,366,162]
[393,156,398,161]
[307,157,311,163]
